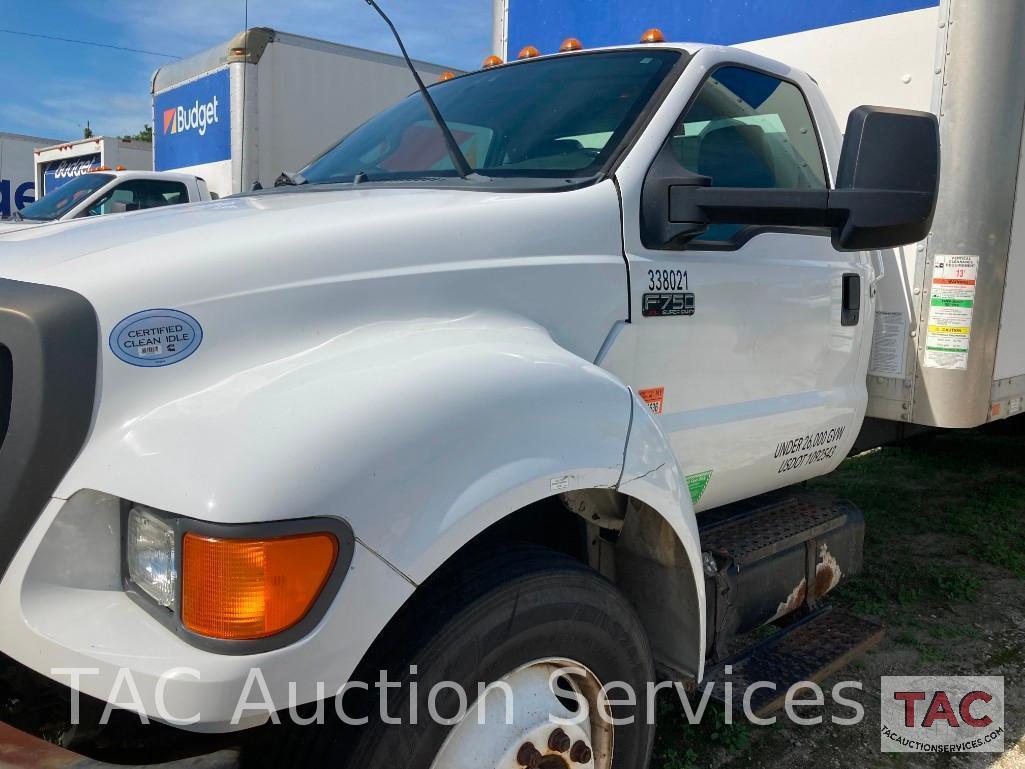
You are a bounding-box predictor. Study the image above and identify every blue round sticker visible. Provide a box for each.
[109,309,203,367]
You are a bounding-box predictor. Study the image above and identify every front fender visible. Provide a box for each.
[59,312,633,583]
[616,391,706,681]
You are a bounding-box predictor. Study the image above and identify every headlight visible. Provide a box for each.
[126,506,177,609]
[122,503,353,651]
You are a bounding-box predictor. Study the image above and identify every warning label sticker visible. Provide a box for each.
[638,386,665,415]
[924,255,979,371]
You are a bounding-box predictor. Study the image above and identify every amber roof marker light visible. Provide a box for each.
[560,37,584,52]
[517,45,541,60]
[438,71,457,82]
[483,54,504,68]
[640,28,666,43]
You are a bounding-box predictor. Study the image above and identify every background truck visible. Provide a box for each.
[0,32,945,767]
[0,169,212,232]
[0,132,64,219]
[150,28,458,198]
[34,136,152,199]
[496,0,1025,439]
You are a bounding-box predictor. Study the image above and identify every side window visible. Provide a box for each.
[670,66,826,245]
[83,179,189,217]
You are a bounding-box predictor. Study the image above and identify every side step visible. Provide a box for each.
[698,489,865,660]
[703,606,884,717]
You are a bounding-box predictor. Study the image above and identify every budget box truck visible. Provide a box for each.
[0,2,1018,768]
[150,28,458,198]
[0,132,64,219]
[33,136,152,199]
[495,0,1025,438]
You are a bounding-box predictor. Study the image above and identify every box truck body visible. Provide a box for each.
[33,136,152,198]
[496,0,1025,430]
[0,132,63,218]
[151,28,458,198]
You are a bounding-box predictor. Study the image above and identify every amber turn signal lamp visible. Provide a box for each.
[182,531,338,640]
[560,37,583,52]
[482,54,504,68]
[640,28,666,43]
[517,45,540,59]
[438,71,457,82]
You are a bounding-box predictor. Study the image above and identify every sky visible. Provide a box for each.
[1,0,493,141]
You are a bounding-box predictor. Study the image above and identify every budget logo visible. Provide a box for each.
[162,96,220,137]
[154,68,230,171]
[880,676,1004,753]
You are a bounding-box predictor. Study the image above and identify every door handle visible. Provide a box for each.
[841,273,861,326]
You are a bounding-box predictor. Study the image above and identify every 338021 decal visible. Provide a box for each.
[647,268,688,291]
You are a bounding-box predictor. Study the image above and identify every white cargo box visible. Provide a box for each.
[33,136,152,198]
[151,28,458,198]
[0,132,63,217]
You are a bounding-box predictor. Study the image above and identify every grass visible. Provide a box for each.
[651,425,1025,768]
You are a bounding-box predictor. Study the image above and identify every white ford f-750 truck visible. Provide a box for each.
[0,41,939,768]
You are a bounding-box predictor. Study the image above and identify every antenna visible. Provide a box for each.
[363,0,477,180]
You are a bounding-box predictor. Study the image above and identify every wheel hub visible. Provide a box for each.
[428,659,608,769]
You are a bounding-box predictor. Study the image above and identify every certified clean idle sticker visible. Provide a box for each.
[109,309,203,367]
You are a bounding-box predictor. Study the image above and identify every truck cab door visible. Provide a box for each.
[604,60,870,511]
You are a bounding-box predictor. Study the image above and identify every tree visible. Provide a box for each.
[121,125,153,143]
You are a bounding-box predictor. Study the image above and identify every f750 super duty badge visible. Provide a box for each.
[642,292,695,317]
[643,269,694,317]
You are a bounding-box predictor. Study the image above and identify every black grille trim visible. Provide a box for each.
[0,279,98,583]
[0,346,11,451]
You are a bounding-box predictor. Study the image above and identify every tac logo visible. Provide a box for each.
[162,95,220,137]
[880,676,1004,753]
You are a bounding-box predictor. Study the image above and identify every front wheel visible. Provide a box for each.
[328,546,657,769]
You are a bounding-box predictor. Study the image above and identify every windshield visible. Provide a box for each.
[18,173,114,221]
[301,49,681,186]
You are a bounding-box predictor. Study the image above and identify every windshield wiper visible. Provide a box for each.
[362,0,485,182]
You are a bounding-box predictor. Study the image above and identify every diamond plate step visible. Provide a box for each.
[699,491,860,566]
[703,607,884,718]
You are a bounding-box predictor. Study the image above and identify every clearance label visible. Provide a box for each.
[924,255,979,371]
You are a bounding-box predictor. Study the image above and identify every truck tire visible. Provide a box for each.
[257,546,656,769]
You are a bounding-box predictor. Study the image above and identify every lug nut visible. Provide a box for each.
[517,741,543,768]
[570,740,592,764]
[548,727,571,753]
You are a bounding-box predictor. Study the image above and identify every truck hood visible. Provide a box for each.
[0,186,600,284]
[0,181,628,531]
[0,181,626,364]
[0,219,42,233]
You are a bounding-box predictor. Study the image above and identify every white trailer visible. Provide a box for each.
[150,28,458,198]
[34,136,152,198]
[0,132,63,219]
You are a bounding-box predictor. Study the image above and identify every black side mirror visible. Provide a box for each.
[830,106,940,250]
[640,106,940,252]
